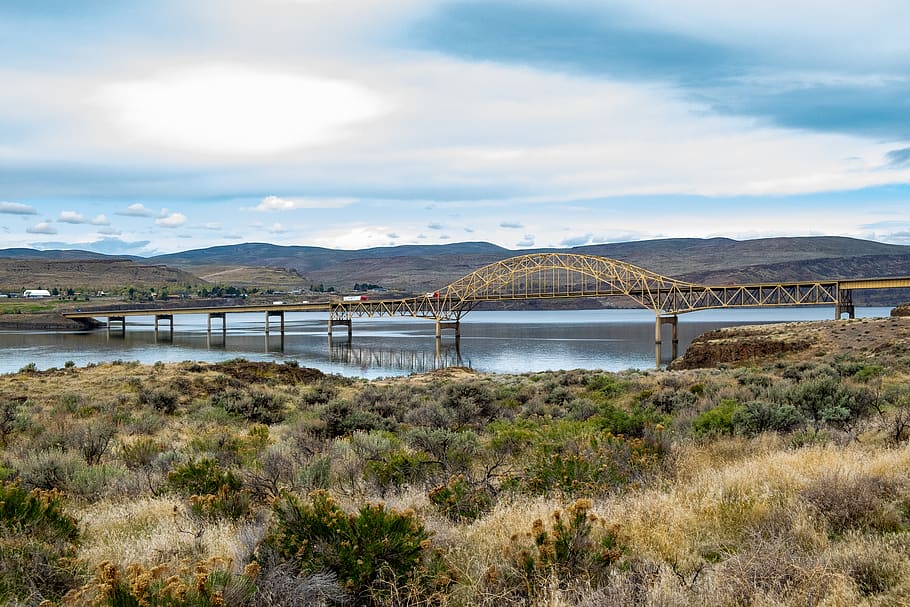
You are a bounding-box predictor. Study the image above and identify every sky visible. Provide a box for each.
[1,0,909,256]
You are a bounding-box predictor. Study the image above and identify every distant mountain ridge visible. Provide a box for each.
[149,241,511,272]
[2,237,910,295]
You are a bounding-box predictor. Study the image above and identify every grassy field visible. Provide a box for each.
[0,336,909,605]
[0,300,59,315]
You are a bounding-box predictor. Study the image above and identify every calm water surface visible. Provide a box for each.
[0,308,892,378]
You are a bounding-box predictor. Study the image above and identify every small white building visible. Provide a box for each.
[22,289,52,298]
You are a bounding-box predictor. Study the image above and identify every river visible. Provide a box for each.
[0,307,893,378]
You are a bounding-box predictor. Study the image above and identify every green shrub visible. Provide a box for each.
[646,388,697,414]
[320,399,393,438]
[0,483,80,603]
[853,364,886,383]
[139,387,179,414]
[166,458,241,497]
[489,499,622,600]
[732,400,804,435]
[428,474,494,522]
[68,463,128,499]
[0,482,77,540]
[299,381,339,408]
[189,485,253,521]
[16,448,83,491]
[596,403,661,437]
[405,427,478,476]
[263,490,432,605]
[587,374,627,399]
[786,377,868,431]
[691,400,740,438]
[68,420,116,465]
[515,427,665,496]
[0,399,22,447]
[120,437,165,469]
[214,387,286,424]
[364,448,433,495]
[442,381,497,427]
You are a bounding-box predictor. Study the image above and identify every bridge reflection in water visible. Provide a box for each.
[327,337,464,374]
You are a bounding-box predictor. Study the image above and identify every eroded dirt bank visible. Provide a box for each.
[670,315,910,369]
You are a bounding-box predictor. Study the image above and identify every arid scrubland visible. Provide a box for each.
[1,321,910,606]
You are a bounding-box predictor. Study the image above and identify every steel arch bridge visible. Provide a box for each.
[331,251,910,320]
[329,252,910,351]
[63,252,910,361]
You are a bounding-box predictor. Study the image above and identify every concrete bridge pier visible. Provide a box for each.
[328,318,353,338]
[106,316,126,338]
[154,314,174,341]
[836,289,855,319]
[435,320,460,340]
[265,310,285,336]
[207,312,227,348]
[655,315,679,365]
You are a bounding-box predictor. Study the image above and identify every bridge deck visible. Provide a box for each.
[64,302,331,319]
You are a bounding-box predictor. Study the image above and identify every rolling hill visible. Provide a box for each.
[2,237,910,301]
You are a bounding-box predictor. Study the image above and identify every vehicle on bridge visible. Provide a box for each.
[343,295,368,302]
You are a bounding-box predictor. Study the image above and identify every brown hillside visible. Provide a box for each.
[0,258,207,292]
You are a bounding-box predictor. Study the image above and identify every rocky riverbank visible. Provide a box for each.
[671,314,910,369]
[892,302,910,317]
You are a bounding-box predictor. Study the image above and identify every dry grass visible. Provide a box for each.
[76,496,254,571]
[2,359,910,606]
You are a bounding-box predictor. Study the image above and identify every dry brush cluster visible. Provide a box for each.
[0,352,908,606]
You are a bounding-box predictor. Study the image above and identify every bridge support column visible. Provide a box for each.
[207,313,226,347]
[107,316,126,338]
[154,314,174,341]
[655,315,679,365]
[435,320,460,339]
[836,289,855,319]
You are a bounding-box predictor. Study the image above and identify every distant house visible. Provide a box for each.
[23,289,52,298]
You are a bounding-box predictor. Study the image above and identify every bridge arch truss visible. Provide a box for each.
[330,252,860,321]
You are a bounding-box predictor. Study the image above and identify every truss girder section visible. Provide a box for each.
[648,282,840,314]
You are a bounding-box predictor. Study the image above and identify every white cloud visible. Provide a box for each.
[312,224,399,248]
[254,195,356,211]
[156,212,187,228]
[97,227,121,235]
[26,222,58,234]
[95,64,387,156]
[268,222,289,234]
[58,210,86,223]
[0,202,37,215]
[90,214,110,226]
[116,203,155,217]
